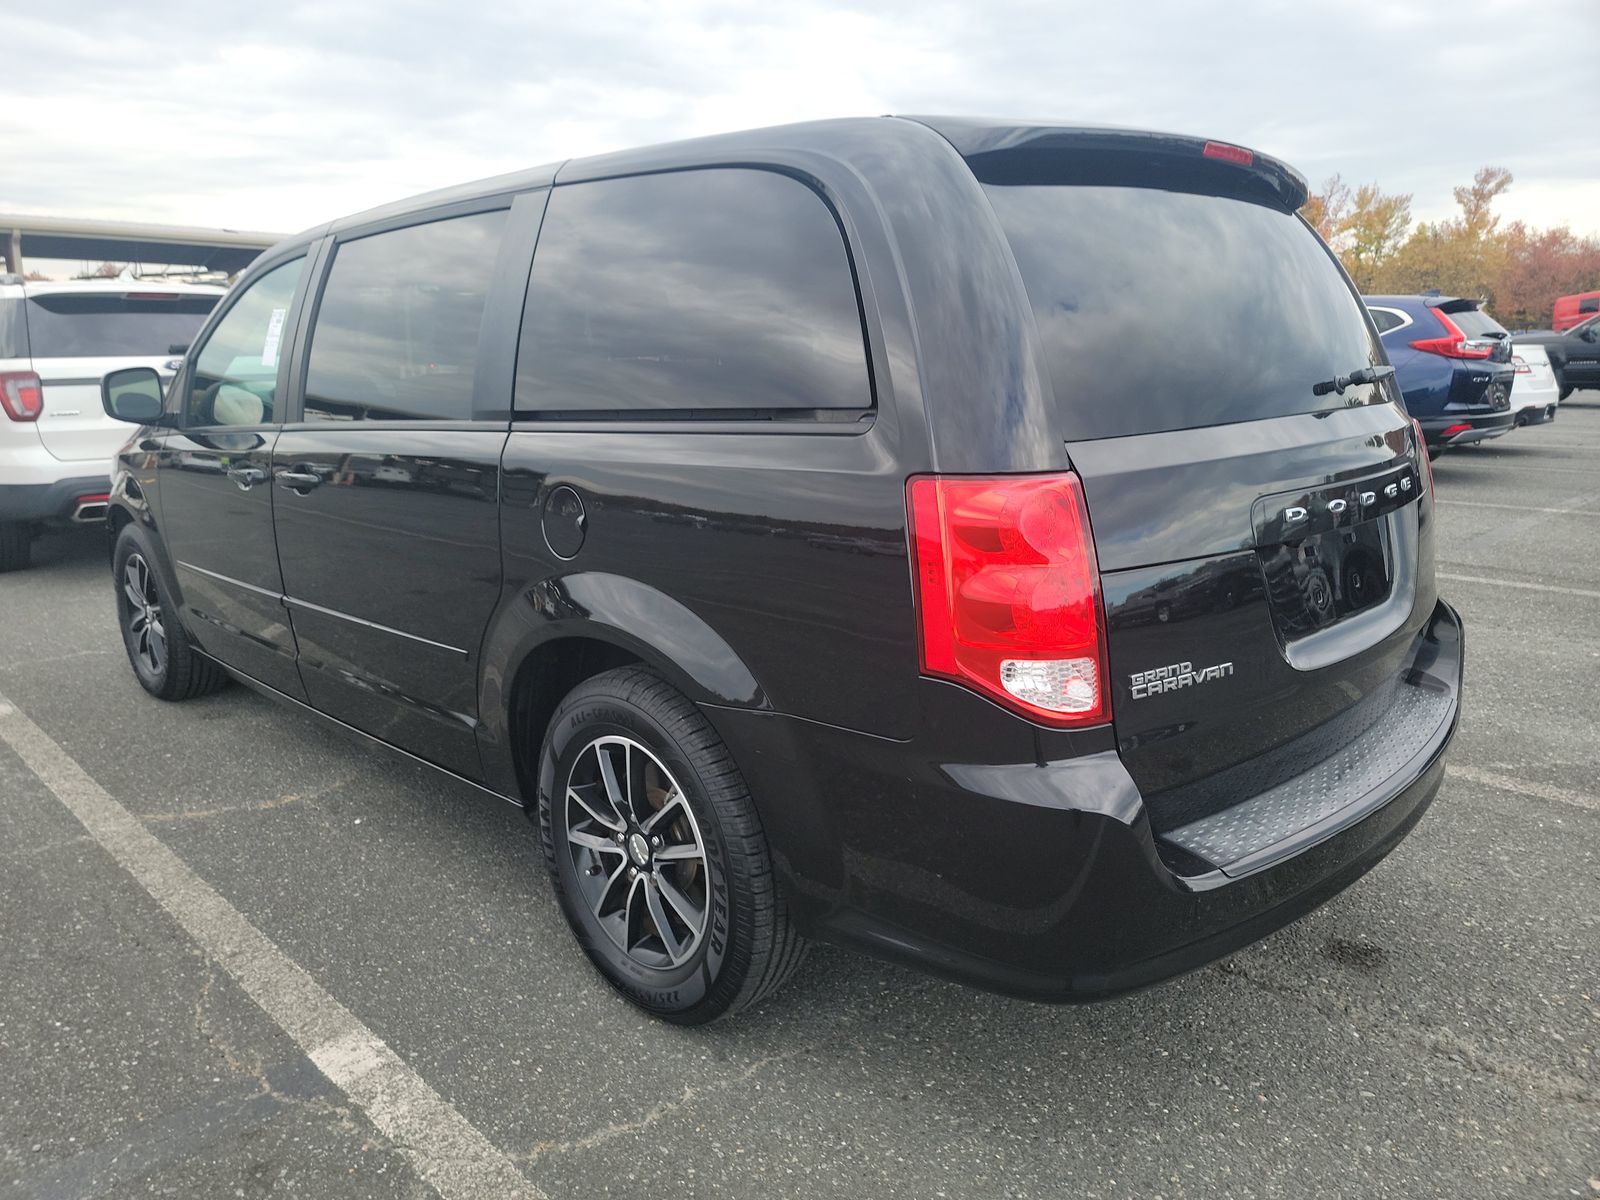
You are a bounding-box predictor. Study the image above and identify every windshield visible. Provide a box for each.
[24,292,218,358]
[983,184,1382,440]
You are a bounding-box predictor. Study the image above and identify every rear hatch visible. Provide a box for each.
[976,138,1437,866]
[1431,300,1514,411]
[23,288,218,462]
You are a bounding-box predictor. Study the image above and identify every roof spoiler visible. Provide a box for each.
[906,119,1309,214]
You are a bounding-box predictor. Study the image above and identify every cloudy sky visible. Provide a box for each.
[3,0,1596,249]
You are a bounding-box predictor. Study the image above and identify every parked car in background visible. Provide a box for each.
[98,117,1462,1025]
[1,277,225,570]
[1364,295,1515,452]
[1552,290,1600,333]
[1513,315,1600,398]
[1508,343,1561,425]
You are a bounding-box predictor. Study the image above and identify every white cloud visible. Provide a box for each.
[1,0,1595,242]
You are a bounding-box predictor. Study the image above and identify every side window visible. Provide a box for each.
[1367,308,1403,335]
[0,298,27,360]
[516,169,870,414]
[1579,297,1599,315]
[303,210,507,422]
[188,259,304,427]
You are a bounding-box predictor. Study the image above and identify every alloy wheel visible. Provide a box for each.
[122,553,166,676]
[563,735,710,970]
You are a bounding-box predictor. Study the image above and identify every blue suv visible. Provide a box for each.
[1364,295,1515,452]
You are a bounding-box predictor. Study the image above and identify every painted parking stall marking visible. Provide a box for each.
[0,692,542,1200]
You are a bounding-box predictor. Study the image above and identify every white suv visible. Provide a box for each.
[0,276,224,570]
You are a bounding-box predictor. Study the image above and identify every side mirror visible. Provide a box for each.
[101,366,166,424]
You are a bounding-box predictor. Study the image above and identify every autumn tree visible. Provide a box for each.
[1493,223,1600,329]
[1302,175,1412,290]
[1303,164,1594,326]
[1366,167,1515,305]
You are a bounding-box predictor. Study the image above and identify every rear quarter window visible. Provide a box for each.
[0,298,26,359]
[516,169,871,415]
[23,292,217,358]
[983,185,1382,440]
[1367,307,1407,335]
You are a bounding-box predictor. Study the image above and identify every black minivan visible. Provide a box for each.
[100,118,1463,1024]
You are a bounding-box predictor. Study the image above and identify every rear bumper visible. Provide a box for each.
[0,475,112,523]
[708,600,1462,1003]
[1418,411,1514,447]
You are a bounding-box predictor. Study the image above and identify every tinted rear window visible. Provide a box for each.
[984,185,1381,440]
[516,169,870,415]
[1444,307,1508,338]
[24,293,218,358]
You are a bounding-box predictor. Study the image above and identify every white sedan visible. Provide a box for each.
[1509,342,1561,426]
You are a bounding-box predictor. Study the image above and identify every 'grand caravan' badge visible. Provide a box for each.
[1129,660,1235,700]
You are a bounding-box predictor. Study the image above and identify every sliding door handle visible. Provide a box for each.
[275,470,323,492]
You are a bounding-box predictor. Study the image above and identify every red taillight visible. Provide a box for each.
[1411,418,1435,499]
[1202,140,1254,166]
[1410,309,1493,359]
[1511,355,1530,374]
[907,473,1110,727]
[0,370,43,421]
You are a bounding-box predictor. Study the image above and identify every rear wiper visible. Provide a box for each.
[1313,364,1396,396]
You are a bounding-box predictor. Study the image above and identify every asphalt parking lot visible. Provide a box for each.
[2,402,1597,1200]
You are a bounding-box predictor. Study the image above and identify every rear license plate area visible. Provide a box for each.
[1252,464,1419,643]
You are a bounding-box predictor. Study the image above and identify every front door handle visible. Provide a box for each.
[226,465,267,490]
[275,470,323,492]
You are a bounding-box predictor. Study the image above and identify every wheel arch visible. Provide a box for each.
[477,572,768,801]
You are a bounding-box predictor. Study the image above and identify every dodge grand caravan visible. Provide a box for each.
[100,118,1463,1024]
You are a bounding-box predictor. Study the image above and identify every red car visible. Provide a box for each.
[1552,291,1600,332]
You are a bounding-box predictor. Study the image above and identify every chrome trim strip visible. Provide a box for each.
[176,559,282,600]
[176,560,468,657]
[282,594,469,657]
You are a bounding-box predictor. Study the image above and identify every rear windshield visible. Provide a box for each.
[983,185,1381,440]
[1445,307,1508,338]
[23,293,218,358]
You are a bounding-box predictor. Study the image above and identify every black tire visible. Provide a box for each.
[0,521,31,573]
[538,666,808,1024]
[112,525,227,701]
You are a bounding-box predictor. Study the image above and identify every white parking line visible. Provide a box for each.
[0,693,542,1200]
[1447,765,1599,814]
[1436,572,1600,601]
[1437,499,1598,516]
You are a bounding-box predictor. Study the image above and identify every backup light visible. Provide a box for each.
[907,473,1110,726]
